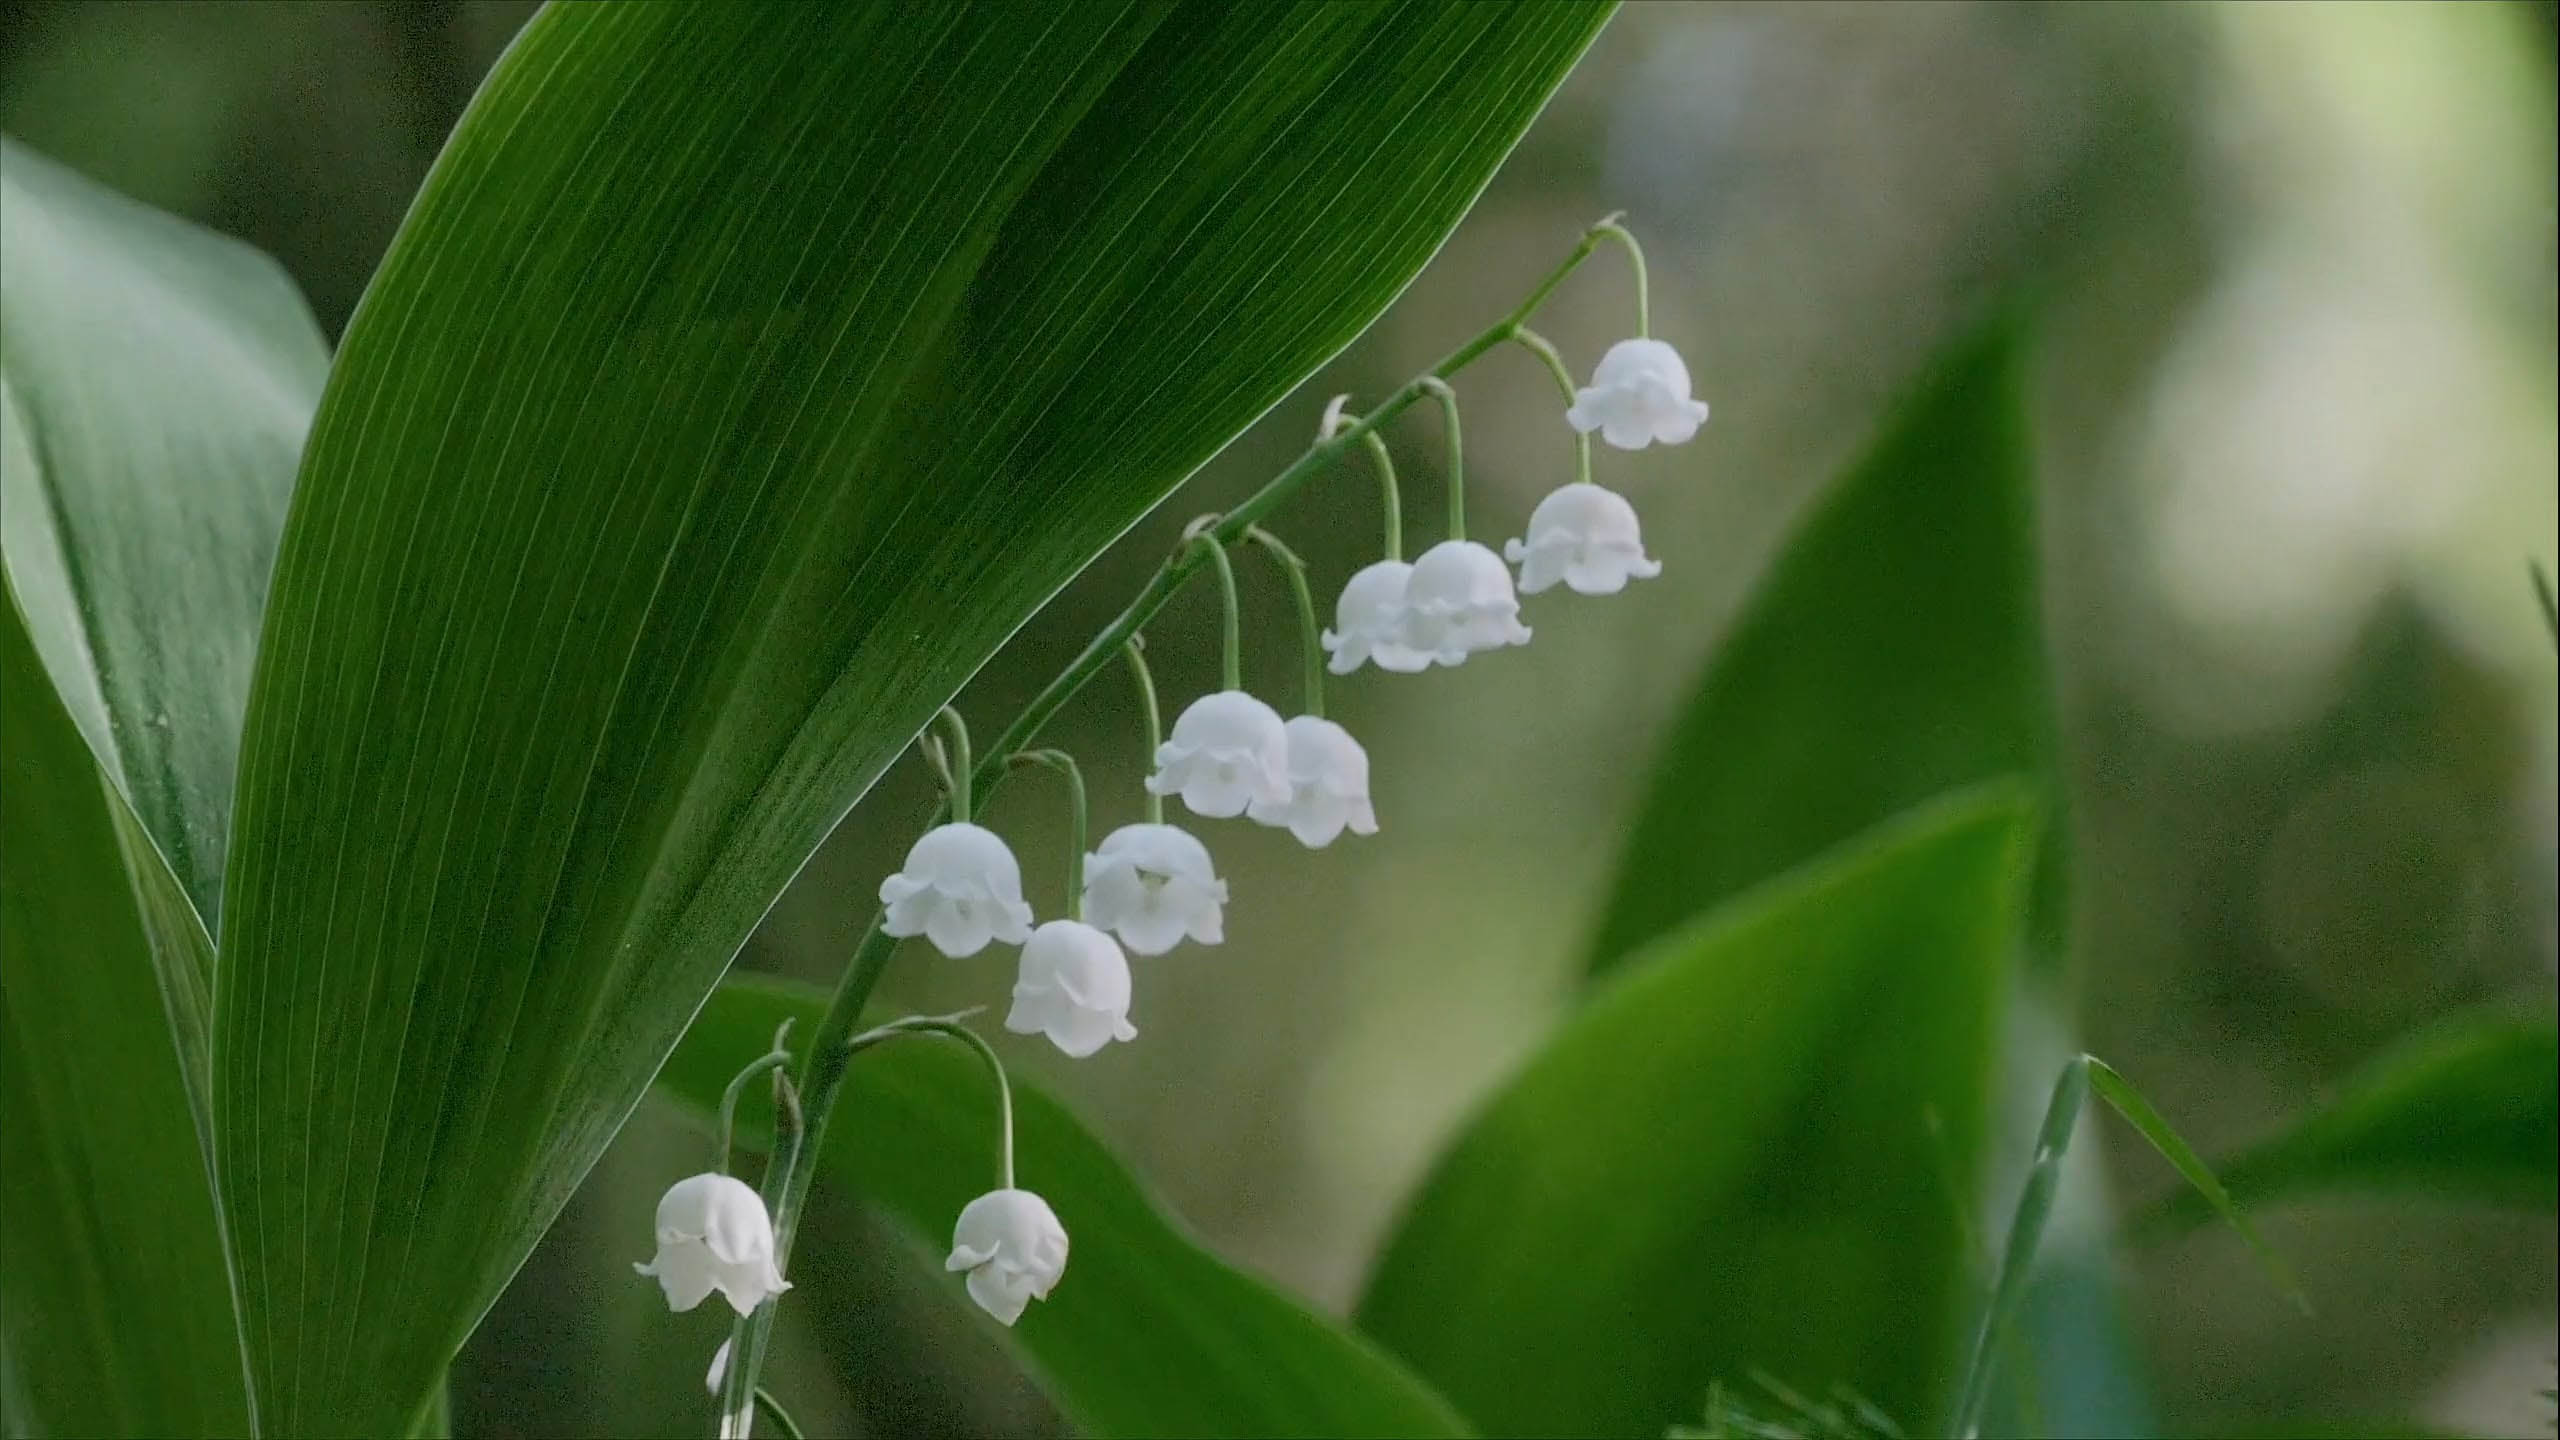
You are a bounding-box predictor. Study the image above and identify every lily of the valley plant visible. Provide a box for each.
[643,215,1698,1437]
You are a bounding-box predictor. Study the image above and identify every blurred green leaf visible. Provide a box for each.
[205,2,1608,1430]
[1359,785,2037,1439]
[2142,1011,2559,1232]
[2,135,328,1438]
[0,602,248,1437]
[660,976,1472,1440]
[1,136,327,931]
[1585,317,2060,976]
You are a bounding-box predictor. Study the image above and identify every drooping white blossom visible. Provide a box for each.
[1144,690,1291,819]
[1403,540,1531,666]
[878,821,1037,957]
[1248,715,1379,847]
[944,1188,1069,1327]
[1082,823,1227,955]
[1321,559,1432,675]
[1006,920,1138,1058]
[1503,483,1663,596]
[1565,338,1709,450]
[633,1173,791,1317]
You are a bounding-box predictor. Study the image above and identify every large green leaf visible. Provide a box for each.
[2142,1010,2558,1231]
[0,600,248,1437]
[2,137,329,1439]
[207,3,1608,1430]
[0,136,326,932]
[1359,786,2037,1439]
[661,978,1470,1439]
[1584,317,2061,975]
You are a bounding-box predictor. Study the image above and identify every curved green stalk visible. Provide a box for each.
[1009,749,1088,920]
[1418,376,1463,543]
[1511,325,1591,488]
[1124,638,1164,823]
[712,1020,796,1173]
[1246,527,1322,719]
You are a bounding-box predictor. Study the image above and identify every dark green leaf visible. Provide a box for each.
[0,599,248,1436]
[0,136,327,931]
[2142,1011,2558,1231]
[661,977,1471,1439]
[1359,785,2037,1439]
[2,135,329,1439]
[206,3,1608,1429]
[1585,316,2060,976]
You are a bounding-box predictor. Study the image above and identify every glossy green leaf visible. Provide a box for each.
[0,136,326,932]
[661,977,1471,1440]
[2142,1011,2559,1231]
[1360,786,2037,1439]
[2,137,328,1439]
[206,3,1608,1430]
[0,600,248,1437]
[1585,317,2060,976]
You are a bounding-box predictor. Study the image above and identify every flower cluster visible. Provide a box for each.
[642,216,1706,1426]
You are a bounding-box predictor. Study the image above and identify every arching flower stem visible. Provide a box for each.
[1008,749,1088,922]
[844,1010,1014,1190]
[1123,637,1165,823]
[713,1020,797,1174]
[933,705,973,820]
[1418,375,1464,543]
[1511,325,1593,488]
[1322,394,1404,561]
[1245,527,1323,720]
[719,213,1625,1435]
[1184,518,1246,693]
[1588,210,1649,337]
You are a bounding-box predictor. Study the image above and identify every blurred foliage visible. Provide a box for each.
[4,2,2554,1437]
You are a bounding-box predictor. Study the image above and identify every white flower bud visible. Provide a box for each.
[1503,483,1662,596]
[632,1173,791,1316]
[1321,559,1433,675]
[1005,920,1138,1058]
[877,821,1037,957]
[1565,338,1709,450]
[705,1338,731,1396]
[1144,690,1291,819]
[1082,823,1227,955]
[1248,715,1379,848]
[1403,540,1530,666]
[944,1188,1068,1327]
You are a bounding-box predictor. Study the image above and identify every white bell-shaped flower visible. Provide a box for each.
[1144,690,1291,819]
[1321,559,1433,674]
[878,821,1037,957]
[1503,483,1663,596]
[1403,540,1531,666]
[1565,338,1710,450]
[945,1188,1069,1327]
[1006,920,1138,1058]
[1248,715,1380,847]
[632,1172,791,1316]
[1082,823,1227,955]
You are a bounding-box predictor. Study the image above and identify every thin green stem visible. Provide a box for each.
[1124,638,1164,823]
[1949,1056,2089,1440]
[1324,395,1404,561]
[934,706,972,821]
[718,216,1618,1435]
[1418,376,1463,543]
[713,1020,797,1173]
[1591,212,1649,337]
[846,1013,1015,1189]
[1246,527,1321,719]
[752,1389,806,1440]
[1183,523,1245,693]
[1010,749,1087,920]
[1512,325,1592,487]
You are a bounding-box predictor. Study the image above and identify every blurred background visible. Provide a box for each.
[5,2,2553,1435]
